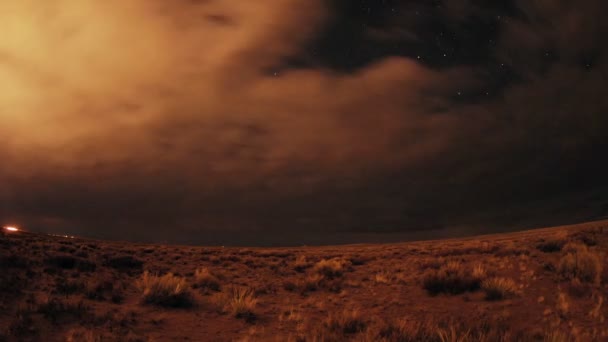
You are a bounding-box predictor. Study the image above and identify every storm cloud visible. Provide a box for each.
[1,0,607,245]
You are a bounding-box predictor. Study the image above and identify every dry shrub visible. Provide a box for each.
[543,330,573,342]
[137,271,194,307]
[0,254,29,268]
[313,258,350,279]
[37,297,91,324]
[556,292,569,317]
[436,325,472,342]
[55,279,85,295]
[324,309,367,335]
[66,328,102,342]
[194,267,221,292]
[105,255,143,271]
[349,255,369,266]
[561,242,587,254]
[481,277,518,300]
[0,272,26,299]
[303,273,324,292]
[558,244,603,284]
[46,254,96,272]
[301,317,529,342]
[536,238,566,253]
[66,328,147,342]
[294,255,311,272]
[422,262,486,295]
[217,286,258,321]
[375,270,393,284]
[566,279,593,298]
[570,231,599,246]
[374,318,436,341]
[283,280,297,292]
[279,307,303,323]
[7,311,37,337]
[472,264,487,280]
[300,272,344,293]
[86,280,124,303]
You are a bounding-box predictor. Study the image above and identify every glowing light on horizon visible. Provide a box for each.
[4,226,19,232]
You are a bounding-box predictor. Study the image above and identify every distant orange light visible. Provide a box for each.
[4,226,19,232]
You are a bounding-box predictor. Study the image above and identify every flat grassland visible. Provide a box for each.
[1,220,607,341]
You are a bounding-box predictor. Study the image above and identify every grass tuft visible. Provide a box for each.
[137,271,195,307]
[219,286,258,322]
[422,261,486,295]
[481,277,519,300]
[324,309,367,335]
[313,258,349,279]
[193,267,221,292]
[558,244,603,284]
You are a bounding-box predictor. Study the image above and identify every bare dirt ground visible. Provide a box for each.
[1,220,607,341]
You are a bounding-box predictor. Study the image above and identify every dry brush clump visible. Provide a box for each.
[291,258,351,293]
[569,230,599,246]
[374,270,393,284]
[294,255,312,272]
[371,318,437,341]
[422,262,487,295]
[36,297,91,324]
[65,327,148,342]
[557,243,603,284]
[216,286,258,322]
[86,280,125,303]
[536,238,566,253]
[313,258,350,279]
[481,277,519,300]
[323,309,367,335]
[45,254,96,272]
[104,255,143,271]
[193,267,221,293]
[137,271,195,308]
[297,316,559,342]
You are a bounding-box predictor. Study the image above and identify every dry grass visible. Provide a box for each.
[536,238,566,253]
[556,291,569,317]
[194,267,221,292]
[374,270,393,284]
[558,244,603,284]
[323,309,367,335]
[372,318,436,341]
[471,264,487,280]
[422,262,486,295]
[137,271,195,307]
[481,277,519,300]
[303,273,324,292]
[298,316,571,342]
[543,330,572,342]
[218,286,258,321]
[294,255,311,272]
[1,221,607,341]
[313,258,349,279]
[65,328,104,342]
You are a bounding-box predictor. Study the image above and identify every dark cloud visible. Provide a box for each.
[0,0,607,245]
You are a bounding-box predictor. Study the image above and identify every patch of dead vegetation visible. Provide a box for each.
[215,286,258,322]
[481,277,519,300]
[557,243,603,284]
[137,271,195,308]
[312,258,350,279]
[193,267,221,293]
[422,262,487,295]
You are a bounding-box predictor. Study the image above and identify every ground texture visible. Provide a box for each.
[1,220,607,341]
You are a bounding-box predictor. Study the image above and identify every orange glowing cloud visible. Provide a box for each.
[0,0,465,190]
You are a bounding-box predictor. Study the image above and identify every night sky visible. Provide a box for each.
[1,0,607,246]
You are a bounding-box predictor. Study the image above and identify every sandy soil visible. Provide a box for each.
[1,220,607,341]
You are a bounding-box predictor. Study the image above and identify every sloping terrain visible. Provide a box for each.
[1,220,607,341]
